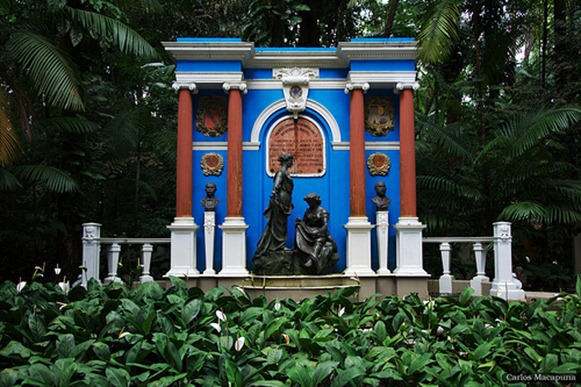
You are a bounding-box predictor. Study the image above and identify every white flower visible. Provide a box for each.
[235,337,245,352]
[16,281,27,292]
[58,281,69,294]
[216,310,227,322]
[274,302,281,312]
[54,266,61,275]
[436,326,445,336]
[119,331,131,339]
[338,307,345,317]
[210,323,221,333]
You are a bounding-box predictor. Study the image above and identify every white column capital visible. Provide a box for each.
[172,82,198,93]
[395,82,420,93]
[344,82,370,94]
[223,82,248,94]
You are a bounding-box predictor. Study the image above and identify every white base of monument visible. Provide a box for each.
[393,217,428,276]
[165,217,199,277]
[344,216,375,276]
[219,217,249,276]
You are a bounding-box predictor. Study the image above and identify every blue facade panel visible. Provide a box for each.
[350,60,415,72]
[177,60,242,72]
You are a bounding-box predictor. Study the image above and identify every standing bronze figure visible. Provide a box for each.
[253,154,294,260]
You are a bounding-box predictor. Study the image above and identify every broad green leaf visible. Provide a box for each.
[374,320,387,343]
[313,361,338,385]
[56,334,75,358]
[473,342,492,361]
[105,368,130,387]
[92,342,110,362]
[458,287,474,305]
[180,299,202,326]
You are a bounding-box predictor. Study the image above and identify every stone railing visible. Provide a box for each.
[82,223,170,284]
[423,221,525,301]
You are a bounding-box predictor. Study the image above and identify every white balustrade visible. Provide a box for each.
[81,223,170,284]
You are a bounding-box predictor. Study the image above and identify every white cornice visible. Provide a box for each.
[338,41,417,61]
[348,71,416,87]
[175,72,244,89]
[163,41,254,62]
[246,51,346,69]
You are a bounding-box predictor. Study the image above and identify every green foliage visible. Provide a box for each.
[1,277,580,385]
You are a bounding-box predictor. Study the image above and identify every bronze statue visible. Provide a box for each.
[371,181,391,211]
[295,193,338,274]
[253,154,294,259]
[201,182,220,211]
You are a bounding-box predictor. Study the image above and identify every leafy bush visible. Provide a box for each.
[1,277,580,386]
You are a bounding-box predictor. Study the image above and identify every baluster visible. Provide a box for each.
[439,242,454,295]
[470,243,489,296]
[140,243,154,283]
[105,243,123,284]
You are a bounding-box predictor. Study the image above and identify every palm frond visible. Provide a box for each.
[502,108,581,157]
[416,115,471,158]
[498,201,546,222]
[417,175,485,201]
[66,7,158,59]
[6,31,84,112]
[39,116,100,134]
[543,206,581,224]
[12,165,78,193]
[417,0,459,64]
[0,167,22,191]
[0,91,20,167]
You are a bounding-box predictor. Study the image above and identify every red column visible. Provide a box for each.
[225,84,245,217]
[398,83,418,217]
[176,86,194,218]
[348,83,368,217]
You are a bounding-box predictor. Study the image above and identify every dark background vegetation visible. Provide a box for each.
[0,0,579,291]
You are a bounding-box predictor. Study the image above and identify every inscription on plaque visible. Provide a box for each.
[267,117,325,177]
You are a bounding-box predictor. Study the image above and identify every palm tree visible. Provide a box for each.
[0,0,159,280]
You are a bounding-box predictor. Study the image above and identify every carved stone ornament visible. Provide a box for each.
[365,96,394,136]
[273,68,319,119]
[367,152,391,176]
[201,153,224,176]
[196,96,228,137]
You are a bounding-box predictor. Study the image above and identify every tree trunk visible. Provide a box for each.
[384,0,399,37]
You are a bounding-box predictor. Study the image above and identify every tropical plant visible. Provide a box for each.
[1,277,580,385]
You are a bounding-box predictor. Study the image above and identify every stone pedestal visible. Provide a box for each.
[376,211,390,274]
[203,212,216,275]
[219,217,249,276]
[165,217,199,277]
[344,217,375,276]
[393,217,428,276]
[490,222,525,301]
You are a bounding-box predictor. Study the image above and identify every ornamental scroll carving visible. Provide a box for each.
[367,152,391,176]
[201,153,224,176]
[273,68,319,119]
[196,96,228,136]
[365,96,394,136]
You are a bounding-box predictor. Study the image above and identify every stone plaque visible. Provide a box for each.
[267,117,325,177]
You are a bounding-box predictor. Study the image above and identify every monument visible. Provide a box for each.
[163,37,429,297]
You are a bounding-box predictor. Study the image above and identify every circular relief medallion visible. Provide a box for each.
[201,153,224,176]
[367,152,391,176]
[290,85,303,100]
[365,96,395,136]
